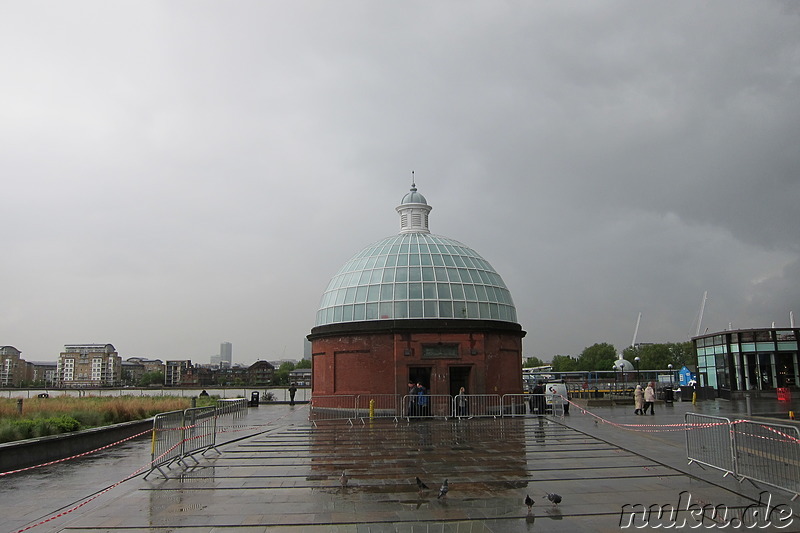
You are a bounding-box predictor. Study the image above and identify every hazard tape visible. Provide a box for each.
[0,429,151,477]
[10,404,308,532]
[567,397,800,443]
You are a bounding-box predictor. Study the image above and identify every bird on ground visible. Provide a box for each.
[525,494,534,513]
[339,471,348,487]
[415,476,429,495]
[545,492,562,506]
[438,479,449,499]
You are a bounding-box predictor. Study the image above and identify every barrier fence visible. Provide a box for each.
[685,413,800,499]
[146,398,248,479]
[732,420,800,498]
[309,393,568,423]
[685,413,736,476]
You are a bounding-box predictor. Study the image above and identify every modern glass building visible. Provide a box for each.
[692,328,798,399]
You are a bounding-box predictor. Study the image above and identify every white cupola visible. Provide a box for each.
[396,175,432,234]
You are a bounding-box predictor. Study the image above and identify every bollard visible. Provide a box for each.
[369,399,375,419]
[17,398,23,414]
[790,411,795,420]
[692,392,697,405]
[745,394,751,417]
[192,397,197,408]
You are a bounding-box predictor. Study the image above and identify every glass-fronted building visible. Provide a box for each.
[692,328,798,398]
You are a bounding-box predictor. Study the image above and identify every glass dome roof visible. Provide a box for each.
[315,184,518,327]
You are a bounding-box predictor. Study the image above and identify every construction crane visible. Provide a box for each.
[689,291,708,339]
[631,312,642,348]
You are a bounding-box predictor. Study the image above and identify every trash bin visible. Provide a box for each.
[250,391,260,406]
[663,386,674,404]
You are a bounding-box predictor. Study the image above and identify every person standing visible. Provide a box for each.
[416,383,430,417]
[634,384,644,415]
[288,383,298,406]
[455,386,469,417]
[406,381,417,417]
[643,382,656,415]
[530,381,546,416]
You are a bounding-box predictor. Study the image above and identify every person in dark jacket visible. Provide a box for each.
[529,381,546,415]
[416,383,430,417]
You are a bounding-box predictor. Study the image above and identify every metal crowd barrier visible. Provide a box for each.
[146,398,249,479]
[355,394,402,421]
[308,393,566,422]
[685,413,736,476]
[501,394,533,417]
[732,420,800,497]
[216,398,248,416]
[309,395,357,425]
[181,407,219,465]
[452,394,502,418]
[149,410,185,477]
[685,413,800,499]
[403,394,453,419]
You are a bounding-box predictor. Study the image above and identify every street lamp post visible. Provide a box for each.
[634,356,640,385]
[668,364,674,388]
[612,364,618,395]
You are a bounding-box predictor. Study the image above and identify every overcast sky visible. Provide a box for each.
[2,2,799,365]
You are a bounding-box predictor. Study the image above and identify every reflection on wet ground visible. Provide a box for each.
[3,401,798,532]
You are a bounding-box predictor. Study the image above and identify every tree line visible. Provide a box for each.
[523,341,695,372]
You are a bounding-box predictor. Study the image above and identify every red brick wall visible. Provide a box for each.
[312,329,523,397]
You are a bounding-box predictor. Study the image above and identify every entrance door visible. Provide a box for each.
[408,367,432,390]
[449,366,471,396]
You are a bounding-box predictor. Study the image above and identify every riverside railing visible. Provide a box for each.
[146,398,249,479]
[685,413,800,499]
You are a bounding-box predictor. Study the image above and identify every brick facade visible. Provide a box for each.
[309,320,524,397]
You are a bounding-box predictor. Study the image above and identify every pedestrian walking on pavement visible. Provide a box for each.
[643,382,656,415]
[634,384,644,415]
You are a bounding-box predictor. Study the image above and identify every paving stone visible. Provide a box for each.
[2,400,799,532]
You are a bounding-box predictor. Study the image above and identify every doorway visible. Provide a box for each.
[449,366,471,396]
[408,367,432,390]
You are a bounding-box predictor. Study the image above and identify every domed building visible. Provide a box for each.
[307,182,526,401]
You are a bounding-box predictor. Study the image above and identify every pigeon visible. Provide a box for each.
[525,494,534,513]
[415,476,429,495]
[545,492,562,506]
[438,479,449,499]
[339,471,348,487]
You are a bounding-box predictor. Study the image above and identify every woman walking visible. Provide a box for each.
[643,382,656,415]
[634,384,644,415]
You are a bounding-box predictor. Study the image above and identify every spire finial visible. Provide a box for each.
[411,170,415,189]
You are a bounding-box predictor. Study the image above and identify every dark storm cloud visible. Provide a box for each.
[1,1,797,363]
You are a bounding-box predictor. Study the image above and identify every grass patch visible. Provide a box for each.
[0,395,220,444]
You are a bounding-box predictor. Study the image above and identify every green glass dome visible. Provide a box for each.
[315,185,517,327]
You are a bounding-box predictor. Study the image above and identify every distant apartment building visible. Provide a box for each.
[57,344,122,387]
[125,357,165,374]
[248,360,275,386]
[220,342,232,368]
[0,346,26,387]
[122,359,145,384]
[26,361,57,386]
[288,368,311,387]
[165,360,193,386]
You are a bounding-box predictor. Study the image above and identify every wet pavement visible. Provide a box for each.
[2,397,799,533]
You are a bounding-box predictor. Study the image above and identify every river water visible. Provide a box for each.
[0,386,310,403]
